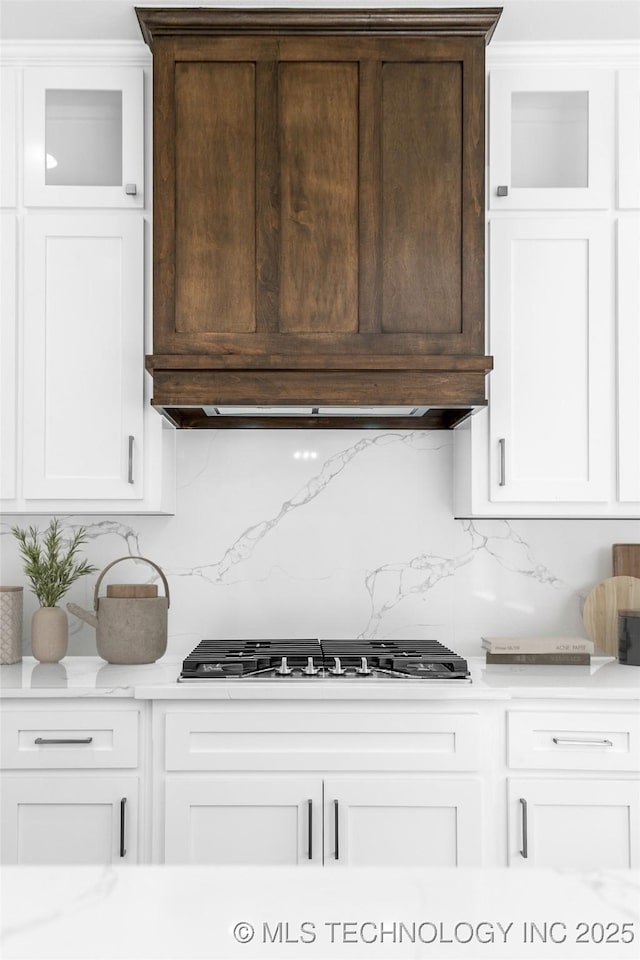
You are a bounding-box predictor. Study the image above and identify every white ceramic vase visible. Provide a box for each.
[31,606,68,663]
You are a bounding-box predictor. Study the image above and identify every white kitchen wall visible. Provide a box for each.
[1,429,638,658]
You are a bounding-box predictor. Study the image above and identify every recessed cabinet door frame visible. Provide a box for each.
[617,216,640,502]
[508,779,640,869]
[1,776,138,865]
[23,214,144,500]
[324,778,483,868]
[23,67,143,208]
[152,35,486,358]
[489,67,613,210]
[618,69,640,209]
[0,214,17,500]
[489,217,611,503]
[1,67,17,207]
[164,778,323,866]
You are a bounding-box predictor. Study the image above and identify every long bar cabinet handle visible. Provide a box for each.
[127,435,135,484]
[519,798,528,859]
[34,737,93,745]
[552,737,613,747]
[307,800,313,860]
[499,438,506,486]
[334,800,339,861]
[120,797,127,858]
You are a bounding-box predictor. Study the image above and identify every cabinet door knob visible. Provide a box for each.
[125,183,137,196]
[497,185,509,197]
[307,799,313,860]
[334,799,340,861]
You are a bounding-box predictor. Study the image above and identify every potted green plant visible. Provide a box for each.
[11,519,97,663]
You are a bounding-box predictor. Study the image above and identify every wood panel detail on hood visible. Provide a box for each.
[137,7,502,429]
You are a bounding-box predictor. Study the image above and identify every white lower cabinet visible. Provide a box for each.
[159,704,486,867]
[1,777,138,865]
[506,707,640,869]
[325,778,482,867]
[164,776,482,867]
[165,778,323,866]
[507,779,640,870]
[2,695,638,869]
[0,701,143,865]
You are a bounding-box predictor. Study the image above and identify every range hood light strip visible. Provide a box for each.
[202,406,429,417]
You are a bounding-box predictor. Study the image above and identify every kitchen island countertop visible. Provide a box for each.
[1,655,639,700]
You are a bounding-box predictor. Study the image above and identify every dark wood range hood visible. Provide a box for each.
[137,7,502,429]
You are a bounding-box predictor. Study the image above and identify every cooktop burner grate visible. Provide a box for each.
[178,638,470,681]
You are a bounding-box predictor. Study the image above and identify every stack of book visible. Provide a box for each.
[482,636,594,665]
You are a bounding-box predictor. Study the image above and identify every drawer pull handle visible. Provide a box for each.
[552,737,613,747]
[520,798,528,859]
[34,737,93,745]
[120,797,127,858]
[334,799,340,861]
[307,799,313,861]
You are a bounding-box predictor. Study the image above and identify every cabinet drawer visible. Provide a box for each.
[507,711,640,772]
[165,711,482,772]
[0,710,138,769]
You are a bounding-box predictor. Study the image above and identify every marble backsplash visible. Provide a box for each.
[1,430,639,658]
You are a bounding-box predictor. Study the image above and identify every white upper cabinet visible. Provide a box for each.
[488,217,611,504]
[618,69,640,209]
[455,50,639,518]
[23,67,143,208]
[617,216,640,502]
[0,215,17,500]
[489,67,614,209]
[1,68,17,207]
[22,214,146,501]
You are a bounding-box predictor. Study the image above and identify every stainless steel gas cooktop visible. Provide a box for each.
[178,638,470,682]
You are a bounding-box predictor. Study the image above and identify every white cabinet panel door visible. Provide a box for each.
[489,68,613,209]
[489,218,611,503]
[618,69,640,209]
[617,217,640,502]
[1,68,17,207]
[324,778,483,868]
[508,779,640,869]
[165,778,323,866]
[1,777,138,864]
[23,214,144,500]
[0,214,17,499]
[23,67,143,208]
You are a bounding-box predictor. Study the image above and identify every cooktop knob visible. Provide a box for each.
[302,656,319,676]
[356,656,372,675]
[330,656,346,676]
[276,656,293,676]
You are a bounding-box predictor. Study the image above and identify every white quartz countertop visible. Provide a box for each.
[2,866,639,960]
[1,655,639,700]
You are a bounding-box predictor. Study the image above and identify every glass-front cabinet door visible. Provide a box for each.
[23,67,143,207]
[489,68,614,209]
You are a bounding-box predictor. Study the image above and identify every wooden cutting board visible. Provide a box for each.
[613,544,640,579]
[583,576,640,656]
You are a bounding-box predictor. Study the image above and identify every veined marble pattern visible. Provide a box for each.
[3,866,639,960]
[1,430,639,657]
